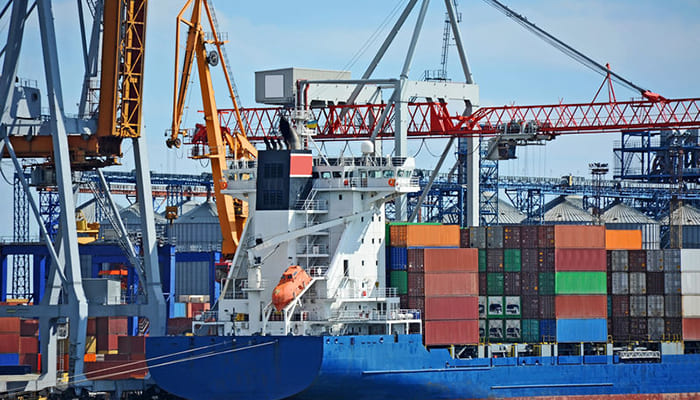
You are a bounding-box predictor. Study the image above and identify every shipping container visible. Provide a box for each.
[505,296,521,317]
[469,226,487,249]
[389,247,408,271]
[681,249,700,272]
[479,319,486,339]
[555,295,607,319]
[612,272,629,295]
[407,248,424,272]
[682,295,700,317]
[682,318,700,341]
[424,248,478,273]
[118,336,146,355]
[488,296,505,318]
[505,319,521,341]
[556,319,607,342]
[611,318,630,339]
[666,317,682,339]
[478,249,486,273]
[629,317,648,340]
[0,318,20,334]
[555,249,606,271]
[486,226,504,248]
[663,249,682,272]
[609,250,629,272]
[96,334,119,353]
[539,295,555,319]
[646,250,664,272]
[503,249,521,272]
[390,270,408,295]
[521,295,540,319]
[399,294,408,309]
[629,272,647,295]
[538,248,556,272]
[96,317,128,336]
[648,318,664,340]
[0,352,20,365]
[460,228,470,248]
[539,319,556,342]
[681,272,700,295]
[611,295,630,317]
[538,272,555,295]
[553,225,605,249]
[647,295,664,317]
[646,272,665,295]
[521,248,539,272]
[504,272,521,295]
[19,319,38,337]
[19,336,37,354]
[521,319,540,342]
[666,295,682,317]
[478,296,486,318]
[424,273,477,296]
[605,229,643,250]
[503,226,521,248]
[520,271,539,296]
[555,272,607,294]
[665,272,682,295]
[479,273,487,296]
[0,334,19,353]
[487,273,504,295]
[630,295,647,317]
[486,249,504,272]
[628,250,647,272]
[407,272,424,297]
[390,224,460,248]
[425,296,478,320]
[488,319,504,340]
[520,226,539,249]
[538,226,555,248]
[408,296,425,311]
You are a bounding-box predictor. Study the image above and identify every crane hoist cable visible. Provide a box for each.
[482,0,665,102]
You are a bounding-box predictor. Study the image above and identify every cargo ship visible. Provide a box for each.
[145,119,700,399]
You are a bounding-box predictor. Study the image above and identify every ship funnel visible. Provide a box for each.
[279,116,301,150]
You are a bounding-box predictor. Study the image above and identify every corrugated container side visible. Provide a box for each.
[408,296,425,311]
[390,270,408,295]
[538,272,555,295]
[665,272,682,295]
[389,247,408,271]
[486,226,504,248]
[407,248,425,272]
[682,295,700,317]
[425,296,478,320]
[521,295,540,318]
[488,319,504,340]
[424,248,478,273]
[406,224,460,248]
[460,228,470,248]
[478,273,487,295]
[646,272,665,295]
[19,336,38,354]
[505,296,521,317]
[666,295,681,317]
[407,272,424,297]
[648,318,665,340]
[503,226,521,248]
[682,227,700,250]
[19,319,38,337]
[666,317,682,338]
[555,295,607,319]
[96,317,128,336]
[520,226,539,248]
[611,272,629,295]
[0,353,19,365]
[555,272,607,294]
[682,318,700,341]
[521,248,539,272]
[609,250,629,272]
[0,318,20,334]
[487,296,505,318]
[611,295,630,317]
[605,229,642,250]
[681,272,700,294]
[389,225,406,247]
[478,296,486,318]
[399,295,408,309]
[646,250,663,272]
[175,261,210,297]
[647,295,664,317]
[504,272,521,295]
[520,271,539,295]
[554,249,606,271]
[424,272,478,296]
[469,226,487,248]
[681,249,700,272]
[478,249,486,272]
[503,249,521,272]
[629,317,648,340]
[539,295,555,319]
[663,249,682,272]
[538,226,555,248]
[611,317,629,339]
[522,319,540,342]
[628,250,647,272]
[538,248,555,272]
[539,319,556,342]
[487,273,504,295]
[553,225,606,249]
[0,334,19,353]
[629,272,647,295]
[630,295,647,317]
[486,249,504,272]
[556,319,607,342]
[505,319,521,341]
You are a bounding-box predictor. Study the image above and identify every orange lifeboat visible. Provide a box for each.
[272,265,312,311]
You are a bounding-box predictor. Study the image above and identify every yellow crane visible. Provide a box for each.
[168,0,257,257]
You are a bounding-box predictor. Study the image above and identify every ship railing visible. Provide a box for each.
[332,308,421,322]
[308,266,328,277]
[229,159,257,170]
[193,310,219,322]
[317,156,409,168]
[313,177,417,190]
[297,245,329,255]
[293,199,328,211]
[336,287,397,299]
[240,279,268,290]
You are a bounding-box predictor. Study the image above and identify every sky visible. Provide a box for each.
[0,0,699,238]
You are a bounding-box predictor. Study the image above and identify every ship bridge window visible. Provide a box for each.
[397,169,408,177]
[321,171,331,179]
[369,170,381,178]
[382,170,394,178]
[333,171,342,178]
[312,172,319,178]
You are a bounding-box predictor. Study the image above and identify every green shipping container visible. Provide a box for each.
[522,319,540,342]
[504,249,521,272]
[390,270,408,295]
[479,249,487,272]
[538,272,555,295]
[555,271,607,294]
[487,273,504,295]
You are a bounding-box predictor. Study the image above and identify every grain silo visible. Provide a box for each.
[602,202,660,249]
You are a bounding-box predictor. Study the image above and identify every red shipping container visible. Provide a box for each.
[407,296,425,311]
[19,336,38,354]
[503,226,521,248]
[555,249,607,271]
[0,333,20,353]
[96,334,119,352]
[459,228,470,248]
[19,319,38,337]
[96,317,128,336]
[555,295,607,319]
[118,336,145,355]
[425,273,478,296]
[538,226,555,248]
[425,296,478,320]
[104,354,131,362]
[87,318,96,336]
[683,318,700,340]
[407,272,424,297]
[424,248,478,273]
[0,317,20,334]
[19,354,38,372]
[554,225,606,249]
[407,248,424,272]
[424,320,479,346]
[520,226,539,248]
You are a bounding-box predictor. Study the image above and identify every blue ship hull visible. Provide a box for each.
[146,334,700,400]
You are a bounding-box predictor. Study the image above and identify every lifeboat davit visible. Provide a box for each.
[272,265,312,311]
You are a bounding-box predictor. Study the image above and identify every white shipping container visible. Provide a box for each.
[681,249,700,272]
[682,295,700,317]
[681,272,700,295]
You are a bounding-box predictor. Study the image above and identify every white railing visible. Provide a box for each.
[336,287,397,299]
[332,308,421,321]
[308,266,328,277]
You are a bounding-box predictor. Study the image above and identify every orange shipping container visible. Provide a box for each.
[425,296,478,320]
[424,320,479,346]
[555,295,608,319]
[425,273,478,296]
[390,224,460,247]
[0,317,20,334]
[683,318,700,340]
[424,248,478,273]
[605,229,643,250]
[0,334,19,353]
[554,225,605,249]
[555,249,607,271]
[19,336,38,354]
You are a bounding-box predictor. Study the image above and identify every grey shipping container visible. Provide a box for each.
[647,295,664,317]
[175,261,211,297]
[665,272,682,295]
[505,296,521,317]
[665,295,682,317]
[629,295,647,317]
[505,319,522,340]
[665,318,682,338]
[479,319,486,338]
[646,250,664,272]
[611,317,629,339]
[681,226,700,249]
[629,272,647,295]
[629,317,648,340]
[663,249,682,272]
[612,272,629,295]
[648,318,664,340]
[470,227,487,248]
[479,296,486,318]
[487,226,504,248]
[609,250,629,272]
[488,296,505,317]
[489,319,504,340]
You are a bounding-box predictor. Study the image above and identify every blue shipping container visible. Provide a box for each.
[556,319,607,343]
[173,302,187,318]
[0,354,19,365]
[389,247,408,271]
[539,319,556,342]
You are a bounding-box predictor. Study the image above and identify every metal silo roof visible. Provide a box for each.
[175,200,220,224]
[659,204,700,225]
[601,203,656,224]
[498,199,526,224]
[543,196,593,223]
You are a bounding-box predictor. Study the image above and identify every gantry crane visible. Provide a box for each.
[167,0,257,258]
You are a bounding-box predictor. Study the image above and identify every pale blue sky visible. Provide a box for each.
[1,0,699,237]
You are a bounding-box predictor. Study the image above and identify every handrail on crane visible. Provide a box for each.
[168,0,257,257]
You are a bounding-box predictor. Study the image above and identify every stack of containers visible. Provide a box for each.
[84,335,147,380]
[663,249,683,339]
[424,248,479,345]
[554,225,608,343]
[0,318,40,373]
[95,317,128,354]
[607,231,646,340]
[681,249,700,341]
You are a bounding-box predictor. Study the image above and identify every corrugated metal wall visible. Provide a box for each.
[175,261,210,297]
